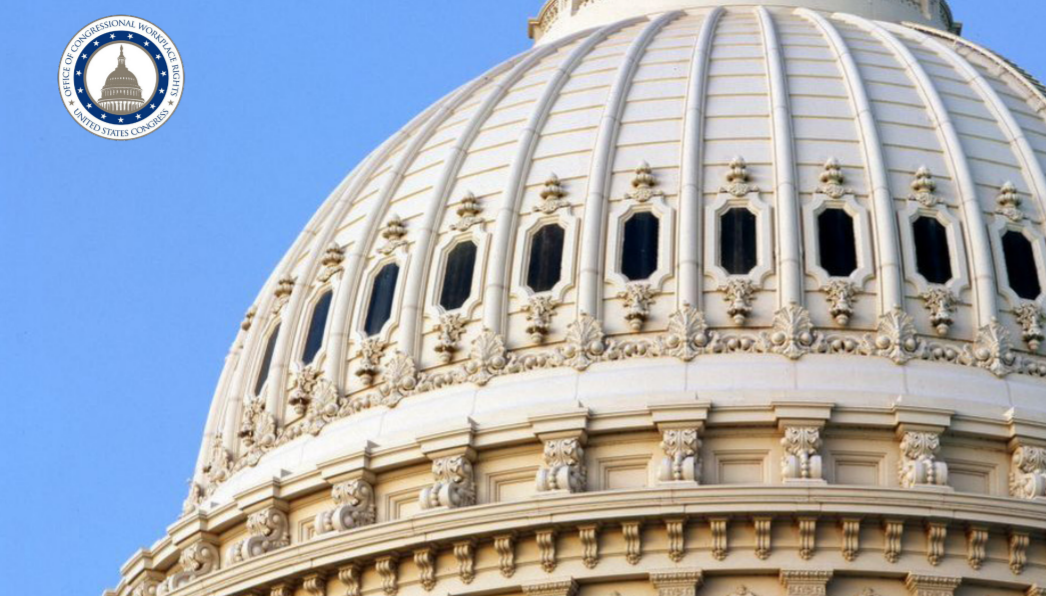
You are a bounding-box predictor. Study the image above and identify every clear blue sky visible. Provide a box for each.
[1,1,1042,594]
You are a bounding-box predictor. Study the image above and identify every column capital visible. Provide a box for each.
[522,578,579,596]
[780,570,833,596]
[650,570,704,596]
[905,574,961,596]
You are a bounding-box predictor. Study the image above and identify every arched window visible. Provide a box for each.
[302,291,333,365]
[526,224,565,293]
[720,208,757,275]
[913,216,953,284]
[364,263,400,336]
[817,208,858,277]
[621,212,659,281]
[439,241,478,311]
[254,323,281,396]
[1002,230,1042,299]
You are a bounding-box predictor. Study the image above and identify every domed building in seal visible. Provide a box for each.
[109,2,1046,596]
[98,45,144,114]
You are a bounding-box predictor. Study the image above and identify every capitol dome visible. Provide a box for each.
[99,45,145,115]
[112,2,1046,596]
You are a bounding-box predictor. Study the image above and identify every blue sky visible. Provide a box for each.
[0,1,1043,594]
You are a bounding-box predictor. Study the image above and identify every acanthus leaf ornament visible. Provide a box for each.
[317,243,346,283]
[781,426,823,481]
[288,363,327,416]
[625,161,665,203]
[823,280,857,326]
[535,438,586,493]
[377,215,408,255]
[523,295,558,343]
[354,337,387,387]
[899,431,949,488]
[920,288,957,336]
[720,156,759,198]
[200,433,232,499]
[1009,445,1046,499]
[561,313,607,370]
[721,278,755,325]
[464,329,508,385]
[419,454,476,510]
[661,304,713,361]
[996,181,1026,222]
[434,313,466,363]
[226,508,290,563]
[816,158,853,199]
[378,351,418,408]
[238,397,277,466]
[618,283,657,332]
[658,428,701,483]
[534,173,568,214]
[761,303,818,360]
[314,479,376,536]
[864,308,923,364]
[1015,303,1044,352]
[450,191,483,232]
[962,318,1017,377]
[908,166,941,208]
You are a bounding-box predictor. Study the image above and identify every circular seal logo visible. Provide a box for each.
[58,16,183,140]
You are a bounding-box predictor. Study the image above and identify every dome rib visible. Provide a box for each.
[578,10,685,319]
[678,7,723,309]
[797,8,905,313]
[844,14,999,327]
[908,27,1046,229]
[757,6,804,308]
[483,18,642,332]
[397,36,574,356]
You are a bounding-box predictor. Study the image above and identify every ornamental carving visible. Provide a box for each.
[534,173,568,214]
[661,304,712,361]
[899,431,949,488]
[317,243,346,283]
[419,455,475,509]
[354,337,387,386]
[132,580,158,596]
[666,519,685,562]
[996,181,1025,222]
[864,308,923,364]
[523,295,558,343]
[780,570,832,596]
[158,542,219,594]
[726,586,757,596]
[536,438,586,493]
[625,161,665,203]
[272,275,295,315]
[413,547,436,591]
[238,397,277,463]
[379,351,419,408]
[1010,531,1029,574]
[241,305,257,331]
[288,364,337,417]
[464,329,508,385]
[434,313,466,363]
[203,434,232,491]
[920,288,956,336]
[908,166,941,208]
[926,523,947,566]
[537,529,558,572]
[314,479,376,536]
[824,280,857,326]
[721,156,759,197]
[762,303,818,360]
[841,519,860,562]
[1010,445,1046,499]
[494,534,516,577]
[226,508,290,563]
[562,313,607,370]
[905,575,961,596]
[658,428,701,483]
[377,215,408,255]
[618,283,656,331]
[884,520,904,563]
[454,540,476,584]
[967,527,987,570]
[962,318,1017,377]
[579,524,599,568]
[649,570,703,596]
[781,426,823,481]
[721,278,755,325]
[797,518,817,560]
[450,191,483,231]
[376,556,398,596]
[754,517,772,560]
[623,521,642,564]
[1015,303,1044,352]
[711,518,728,561]
[338,564,362,596]
[816,158,853,199]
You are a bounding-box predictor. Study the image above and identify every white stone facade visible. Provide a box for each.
[109,1,1046,595]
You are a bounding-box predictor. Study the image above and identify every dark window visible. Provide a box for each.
[720,207,758,275]
[526,224,565,293]
[1002,230,1042,299]
[817,208,858,277]
[254,323,281,396]
[913,216,953,284]
[364,263,400,336]
[439,241,478,310]
[621,212,660,281]
[302,291,333,364]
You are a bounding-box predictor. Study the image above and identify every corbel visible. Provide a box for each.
[774,402,832,484]
[531,408,589,494]
[651,400,710,486]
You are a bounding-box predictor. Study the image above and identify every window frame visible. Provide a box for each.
[898,201,970,296]
[514,213,580,303]
[704,183,773,288]
[606,192,676,292]
[355,255,408,342]
[802,188,874,289]
[297,287,334,367]
[252,320,282,398]
[989,214,1046,308]
[429,230,489,318]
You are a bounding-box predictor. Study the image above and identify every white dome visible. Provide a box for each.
[114,3,1046,595]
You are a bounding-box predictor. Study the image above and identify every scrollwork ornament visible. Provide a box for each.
[377,215,408,255]
[434,313,466,363]
[658,428,701,483]
[314,479,376,535]
[899,431,948,488]
[625,161,665,203]
[159,542,219,594]
[536,438,586,493]
[523,295,558,343]
[721,278,755,325]
[318,243,346,282]
[781,426,823,480]
[354,337,387,387]
[823,280,857,326]
[288,364,329,416]
[226,508,290,563]
[419,455,476,509]
[920,288,956,336]
[1010,445,1046,499]
[450,191,483,231]
[1015,303,1044,352]
[618,283,657,331]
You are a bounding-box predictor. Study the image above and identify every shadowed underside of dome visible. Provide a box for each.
[110,3,1046,596]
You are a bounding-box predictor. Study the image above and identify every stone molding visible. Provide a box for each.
[649,570,704,596]
[780,570,833,596]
